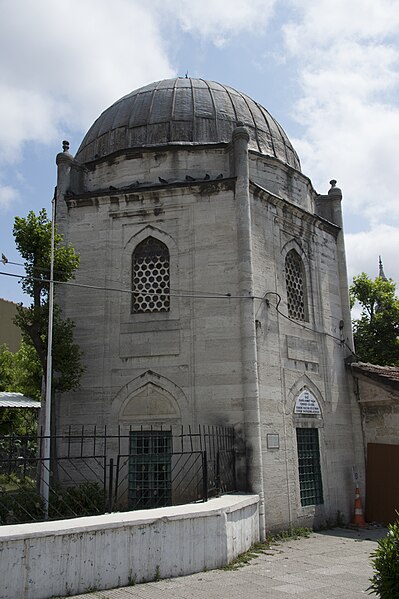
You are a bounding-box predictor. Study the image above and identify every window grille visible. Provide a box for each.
[285,249,307,321]
[129,431,172,509]
[132,237,170,313]
[296,428,323,507]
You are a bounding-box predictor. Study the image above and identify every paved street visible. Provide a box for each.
[69,527,386,599]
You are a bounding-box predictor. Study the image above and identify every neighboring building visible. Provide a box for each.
[0,298,21,353]
[351,361,399,447]
[54,78,364,533]
[350,361,399,525]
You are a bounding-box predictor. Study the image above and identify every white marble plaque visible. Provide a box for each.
[294,389,321,415]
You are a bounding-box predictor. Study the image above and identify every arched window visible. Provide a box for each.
[132,237,170,313]
[285,249,308,321]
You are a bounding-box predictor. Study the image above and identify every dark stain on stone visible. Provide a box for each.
[125,194,141,203]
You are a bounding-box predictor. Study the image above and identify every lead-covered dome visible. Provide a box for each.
[76,78,300,170]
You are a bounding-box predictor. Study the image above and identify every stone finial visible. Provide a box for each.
[328,179,342,198]
[56,139,74,166]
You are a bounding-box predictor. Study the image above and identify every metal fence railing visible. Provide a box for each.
[0,424,236,525]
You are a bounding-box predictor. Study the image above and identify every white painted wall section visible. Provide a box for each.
[0,494,259,599]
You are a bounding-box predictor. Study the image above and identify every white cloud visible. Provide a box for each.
[0,0,280,165]
[284,0,399,51]
[0,87,64,163]
[160,0,277,45]
[345,225,399,284]
[283,0,399,227]
[0,0,175,164]
[0,185,19,209]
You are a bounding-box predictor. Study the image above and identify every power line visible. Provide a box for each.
[264,291,357,356]
[1,258,236,298]
[0,269,355,353]
[0,269,251,299]
[1,258,73,278]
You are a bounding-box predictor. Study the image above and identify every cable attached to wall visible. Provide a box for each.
[0,269,359,358]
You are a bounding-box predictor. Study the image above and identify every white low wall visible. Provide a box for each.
[0,493,259,599]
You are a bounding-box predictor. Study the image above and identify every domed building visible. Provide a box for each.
[55,78,364,534]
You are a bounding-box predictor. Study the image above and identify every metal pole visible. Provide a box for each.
[202,451,208,502]
[108,458,114,513]
[42,193,56,519]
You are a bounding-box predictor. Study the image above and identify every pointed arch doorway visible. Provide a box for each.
[112,372,184,509]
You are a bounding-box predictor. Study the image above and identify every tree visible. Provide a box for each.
[12,209,84,395]
[0,342,41,399]
[0,342,41,434]
[350,273,399,366]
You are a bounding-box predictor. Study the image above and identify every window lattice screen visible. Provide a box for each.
[132,237,170,313]
[285,249,307,321]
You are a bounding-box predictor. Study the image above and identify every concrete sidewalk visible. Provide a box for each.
[69,527,386,599]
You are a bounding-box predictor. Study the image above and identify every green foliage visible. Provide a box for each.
[267,527,312,542]
[0,342,41,398]
[0,342,41,434]
[14,306,84,393]
[49,482,105,518]
[12,209,84,393]
[222,527,312,570]
[350,273,399,365]
[0,407,38,435]
[13,208,79,300]
[369,517,399,597]
[0,476,44,524]
[0,478,105,524]
[0,344,14,391]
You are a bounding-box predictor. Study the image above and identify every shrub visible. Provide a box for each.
[49,481,105,518]
[369,517,399,598]
[0,479,105,524]
[0,478,44,524]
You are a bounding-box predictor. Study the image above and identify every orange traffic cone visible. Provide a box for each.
[352,485,366,527]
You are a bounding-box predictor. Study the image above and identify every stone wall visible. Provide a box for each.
[249,183,363,530]
[351,366,399,446]
[54,135,364,532]
[0,494,259,599]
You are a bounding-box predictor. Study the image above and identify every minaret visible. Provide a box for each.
[379,256,388,281]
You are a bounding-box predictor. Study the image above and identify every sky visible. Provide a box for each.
[1,0,399,305]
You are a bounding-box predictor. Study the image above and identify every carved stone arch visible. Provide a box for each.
[111,370,189,425]
[286,375,325,418]
[125,225,177,254]
[281,238,309,269]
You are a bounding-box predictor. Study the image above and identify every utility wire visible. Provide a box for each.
[2,258,233,298]
[1,259,74,278]
[0,270,252,299]
[0,269,356,354]
[264,291,357,357]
